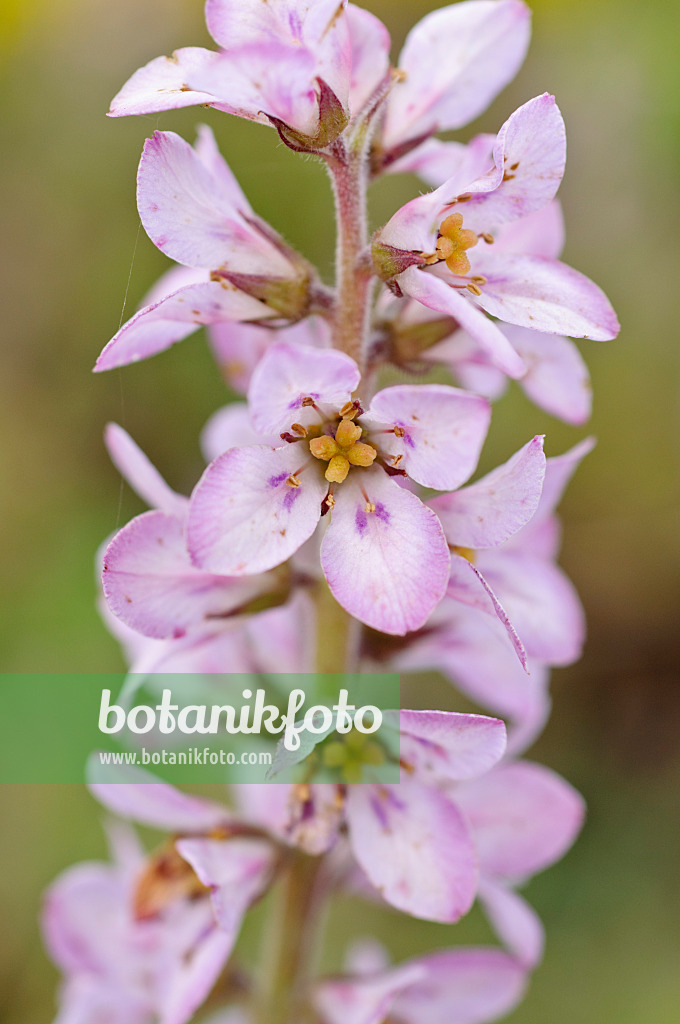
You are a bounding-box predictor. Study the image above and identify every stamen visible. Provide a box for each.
[301,396,316,407]
[479,232,495,244]
[335,418,362,448]
[435,212,478,277]
[466,282,482,296]
[392,454,403,467]
[309,435,340,461]
[393,425,405,437]
[325,455,350,483]
[365,501,376,514]
[470,275,487,285]
[339,400,362,420]
[280,432,302,444]
[346,442,377,467]
[291,422,308,437]
[286,474,301,488]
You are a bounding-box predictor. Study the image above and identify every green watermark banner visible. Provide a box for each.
[0,672,401,784]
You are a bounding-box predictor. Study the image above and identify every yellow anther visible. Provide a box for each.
[290,422,307,437]
[347,442,377,467]
[324,491,336,510]
[436,212,478,276]
[466,282,482,296]
[301,396,316,407]
[365,501,376,513]
[392,454,403,467]
[309,435,340,461]
[393,425,405,438]
[326,455,350,483]
[335,418,362,448]
[286,474,301,488]
[479,232,495,245]
[339,401,359,420]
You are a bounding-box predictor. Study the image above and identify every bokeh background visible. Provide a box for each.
[1,0,679,1020]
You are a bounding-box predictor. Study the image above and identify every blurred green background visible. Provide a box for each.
[1,0,679,1020]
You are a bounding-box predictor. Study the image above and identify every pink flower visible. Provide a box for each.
[42,819,272,1024]
[92,707,508,924]
[433,437,594,668]
[100,422,314,674]
[95,127,317,372]
[109,0,353,145]
[373,95,619,377]
[187,341,492,634]
[374,0,532,171]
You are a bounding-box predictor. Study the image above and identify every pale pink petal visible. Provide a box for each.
[95,280,274,372]
[137,131,293,275]
[429,436,545,548]
[209,315,331,394]
[315,963,425,1024]
[506,325,592,425]
[347,4,391,114]
[363,384,490,490]
[159,927,233,1024]
[175,837,274,936]
[201,403,265,462]
[478,876,545,968]
[475,550,585,665]
[397,709,506,781]
[248,341,360,434]
[382,0,531,149]
[494,201,565,259]
[104,424,188,515]
[321,472,449,635]
[473,252,620,340]
[399,267,525,378]
[394,947,528,1024]
[243,591,316,673]
[456,761,585,880]
[188,445,325,574]
[447,554,528,669]
[102,510,271,639]
[108,47,220,117]
[346,779,478,922]
[456,94,566,232]
[43,863,124,975]
[188,42,321,137]
[142,265,209,307]
[389,134,495,185]
[88,773,229,832]
[192,123,254,210]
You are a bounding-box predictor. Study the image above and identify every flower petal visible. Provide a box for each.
[399,267,526,378]
[347,4,391,114]
[394,947,528,1024]
[447,554,528,669]
[397,709,506,781]
[315,963,425,1024]
[478,876,545,968]
[321,472,450,635]
[363,384,490,490]
[102,510,272,639]
[137,130,292,275]
[507,325,592,425]
[104,424,188,515]
[382,0,531,149]
[108,47,220,117]
[474,550,586,665]
[494,200,565,259]
[95,280,274,371]
[346,779,478,922]
[473,252,620,340]
[88,769,230,832]
[201,403,266,462]
[188,445,325,575]
[176,837,274,936]
[248,341,360,434]
[159,926,234,1024]
[388,133,495,185]
[429,435,545,548]
[455,761,585,880]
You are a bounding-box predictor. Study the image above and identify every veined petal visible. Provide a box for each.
[399,267,526,378]
[321,472,449,635]
[248,341,360,434]
[393,947,528,1024]
[188,445,325,574]
[137,131,293,275]
[473,252,620,340]
[382,0,531,149]
[456,94,566,231]
[475,550,586,665]
[447,554,528,669]
[95,280,272,372]
[347,4,391,114]
[494,200,565,259]
[397,709,506,781]
[104,424,188,516]
[363,384,490,490]
[429,435,545,548]
[108,47,220,117]
[506,325,592,425]
[478,876,545,968]
[456,761,585,880]
[346,779,478,922]
[175,837,274,936]
[102,510,272,639]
